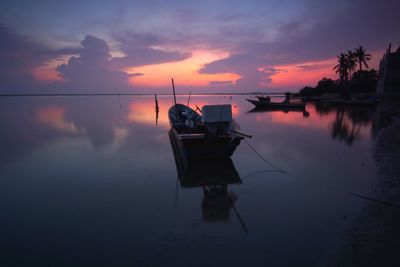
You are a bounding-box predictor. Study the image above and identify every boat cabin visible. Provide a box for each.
[202,105,233,135]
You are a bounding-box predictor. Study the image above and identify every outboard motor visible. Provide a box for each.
[201,105,233,136]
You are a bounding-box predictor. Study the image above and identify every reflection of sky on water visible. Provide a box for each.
[0,95,379,266]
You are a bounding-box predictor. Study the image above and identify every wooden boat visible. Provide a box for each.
[256,95,271,102]
[167,78,246,160]
[168,103,244,160]
[246,98,306,110]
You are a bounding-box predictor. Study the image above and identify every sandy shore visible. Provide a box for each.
[325,101,400,267]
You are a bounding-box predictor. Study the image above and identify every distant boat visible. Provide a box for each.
[168,103,244,159]
[246,98,306,110]
[256,95,271,102]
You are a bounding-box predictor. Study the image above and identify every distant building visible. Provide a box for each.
[377,44,400,95]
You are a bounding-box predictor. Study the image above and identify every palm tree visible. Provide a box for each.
[354,46,371,71]
[346,50,357,80]
[334,53,349,82]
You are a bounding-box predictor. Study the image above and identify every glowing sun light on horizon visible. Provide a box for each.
[124,50,241,88]
[269,58,337,89]
[268,50,382,90]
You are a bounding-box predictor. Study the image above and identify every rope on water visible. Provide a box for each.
[242,169,284,181]
[349,192,400,208]
[244,139,287,174]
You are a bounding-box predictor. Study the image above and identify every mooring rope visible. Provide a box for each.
[241,169,284,181]
[244,139,287,174]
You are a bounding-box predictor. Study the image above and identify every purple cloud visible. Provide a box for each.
[0,25,79,93]
[200,54,275,89]
[56,35,133,93]
[2,0,400,93]
[111,31,191,68]
[296,63,332,71]
[199,0,400,90]
[130,73,144,77]
[209,80,233,86]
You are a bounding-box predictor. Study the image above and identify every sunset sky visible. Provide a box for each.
[1,0,399,94]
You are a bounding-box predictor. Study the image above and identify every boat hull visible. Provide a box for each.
[169,128,241,160]
[168,104,242,160]
[169,129,241,187]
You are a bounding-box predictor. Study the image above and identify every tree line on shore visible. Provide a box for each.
[300,46,378,96]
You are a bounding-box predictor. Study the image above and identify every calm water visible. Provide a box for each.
[0,95,380,266]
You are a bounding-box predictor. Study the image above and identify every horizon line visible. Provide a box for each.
[0,92,294,97]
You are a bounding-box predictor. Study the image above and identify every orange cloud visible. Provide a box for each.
[269,58,337,88]
[32,66,63,82]
[268,50,383,89]
[32,56,72,82]
[124,50,241,88]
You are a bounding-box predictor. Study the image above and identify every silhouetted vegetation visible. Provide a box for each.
[354,46,372,71]
[300,46,378,96]
[299,77,337,96]
[350,69,378,92]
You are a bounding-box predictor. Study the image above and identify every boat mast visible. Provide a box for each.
[171,78,177,105]
[187,91,192,106]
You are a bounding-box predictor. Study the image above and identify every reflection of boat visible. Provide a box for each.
[328,98,377,107]
[169,129,246,227]
[169,129,242,187]
[246,98,306,110]
[248,107,310,117]
[168,103,243,159]
[301,93,339,102]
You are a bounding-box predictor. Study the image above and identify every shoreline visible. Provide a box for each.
[326,100,400,266]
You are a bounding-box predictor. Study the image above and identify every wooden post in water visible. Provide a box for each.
[155,94,159,126]
[155,94,159,110]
